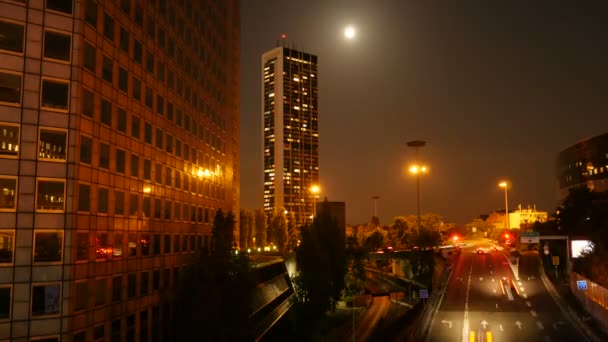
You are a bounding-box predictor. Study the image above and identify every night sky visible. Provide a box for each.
[239,0,608,225]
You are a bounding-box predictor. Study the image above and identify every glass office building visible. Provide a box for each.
[0,0,240,340]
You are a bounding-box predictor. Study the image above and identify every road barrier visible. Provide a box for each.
[570,272,608,336]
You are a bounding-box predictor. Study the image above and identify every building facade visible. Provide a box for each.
[557,132,608,199]
[0,0,240,340]
[262,46,319,225]
[487,206,547,230]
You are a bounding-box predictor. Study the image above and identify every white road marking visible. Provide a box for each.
[479,277,483,281]
[518,281,523,286]
[492,278,495,282]
[499,324,504,332]
[520,287,525,292]
[441,320,453,329]
[493,288,497,294]
[481,320,489,329]
[462,258,474,342]
[537,321,544,330]
[526,301,532,307]
[523,293,528,298]
[516,321,523,329]
[496,303,499,309]
[531,310,537,317]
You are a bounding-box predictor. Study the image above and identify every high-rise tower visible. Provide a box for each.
[0,0,240,340]
[262,46,319,225]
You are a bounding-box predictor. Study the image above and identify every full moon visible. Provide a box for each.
[344,26,356,40]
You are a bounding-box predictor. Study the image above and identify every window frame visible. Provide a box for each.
[42,29,72,63]
[37,127,68,162]
[40,77,70,112]
[0,69,23,106]
[0,175,17,212]
[0,19,25,55]
[30,282,62,318]
[32,230,64,264]
[35,178,66,212]
[0,123,20,158]
[0,284,12,320]
[45,0,74,15]
[0,230,15,265]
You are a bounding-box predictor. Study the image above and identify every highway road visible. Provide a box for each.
[427,240,585,342]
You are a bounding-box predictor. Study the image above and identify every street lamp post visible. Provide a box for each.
[407,140,427,232]
[311,185,320,219]
[499,181,509,230]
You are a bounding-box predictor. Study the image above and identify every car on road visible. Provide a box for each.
[476,247,485,254]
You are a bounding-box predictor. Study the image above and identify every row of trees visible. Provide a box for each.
[239,208,300,253]
[346,213,454,251]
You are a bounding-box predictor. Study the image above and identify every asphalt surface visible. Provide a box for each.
[427,241,585,342]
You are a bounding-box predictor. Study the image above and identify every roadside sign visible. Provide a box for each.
[419,289,429,299]
[552,256,560,266]
[521,231,540,244]
[576,280,588,291]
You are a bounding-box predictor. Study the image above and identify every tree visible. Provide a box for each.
[287,211,299,252]
[363,227,386,251]
[271,208,288,252]
[246,212,255,248]
[254,209,267,248]
[239,209,251,249]
[465,218,497,238]
[294,200,346,323]
[212,209,235,258]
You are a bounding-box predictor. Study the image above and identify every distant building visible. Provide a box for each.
[262,46,319,225]
[488,206,548,229]
[557,132,608,199]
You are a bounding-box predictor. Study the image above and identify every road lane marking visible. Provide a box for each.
[526,301,532,307]
[515,321,523,329]
[537,321,544,330]
[499,324,504,332]
[481,320,489,329]
[493,288,497,294]
[462,258,474,342]
[441,320,453,329]
[518,281,523,286]
[531,310,537,317]
[522,293,528,298]
[496,304,499,309]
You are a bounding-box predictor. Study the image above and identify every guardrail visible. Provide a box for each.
[415,263,454,340]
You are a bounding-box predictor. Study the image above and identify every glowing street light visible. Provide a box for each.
[498,181,510,230]
[407,140,427,233]
[311,185,320,218]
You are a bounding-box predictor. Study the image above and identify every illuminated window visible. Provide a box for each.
[96,232,110,260]
[36,179,65,211]
[0,231,14,264]
[0,177,16,211]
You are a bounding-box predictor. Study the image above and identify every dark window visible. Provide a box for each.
[99,143,109,169]
[143,197,151,218]
[120,0,130,14]
[95,279,106,306]
[155,128,162,149]
[176,109,182,126]
[144,159,151,180]
[46,0,73,14]
[166,102,173,120]
[85,0,97,26]
[130,154,139,177]
[166,134,173,153]
[145,87,153,108]
[80,136,92,164]
[78,184,90,211]
[168,70,174,89]
[116,149,125,173]
[141,272,149,295]
[103,12,114,41]
[146,52,154,73]
[41,79,69,110]
[153,270,160,290]
[133,40,142,64]
[102,56,113,83]
[98,188,108,213]
[134,3,143,26]
[158,29,165,49]
[83,42,96,72]
[165,167,172,187]
[146,16,154,38]
[153,234,160,255]
[33,232,63,262]
[163,235,171,253]
[129,195,138,217]
[155,163,162,184]
[173,202,180,220]
[111,319,121,342]
[94,324,105,340]
[0,20,24,53]
[112,276,121,302]
[43,31,71,61]
[101,98,112,125]
[132,77,141,100]
[0,72,21,105]
[154,198,161,219]
[157,61,165,82]
[131,116,140,139]
[38,129,67,160]
[76,232,88,261]
[144,122,152,144]
[118,67,128,92]
[74,282,87,311]
[115,191,125,215]
[127,274,136,298]
[117,108,127,132]
[156,95,164,115]
[119,26,129,52]
[81,88,94,117]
